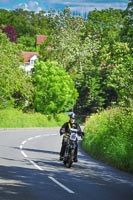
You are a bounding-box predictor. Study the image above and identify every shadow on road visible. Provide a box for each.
[14,146,59,155]
[0,165,47,200]
[0,142,133,200]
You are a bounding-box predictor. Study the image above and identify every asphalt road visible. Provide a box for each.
[0,128,133,200]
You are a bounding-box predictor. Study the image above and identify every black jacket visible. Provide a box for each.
[60,121,82,136]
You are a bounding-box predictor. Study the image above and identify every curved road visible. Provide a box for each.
[0,128,133,200]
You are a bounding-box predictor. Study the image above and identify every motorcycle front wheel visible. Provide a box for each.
[64,149,74,168]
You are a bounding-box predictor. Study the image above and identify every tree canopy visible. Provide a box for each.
[0,4,132,115]
[0,30,33,109]
[32,61,78,114]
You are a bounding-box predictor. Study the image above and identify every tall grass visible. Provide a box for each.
[0,109,69,128]
[82,108,133,173]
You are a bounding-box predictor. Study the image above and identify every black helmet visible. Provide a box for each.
[70,112,76,119]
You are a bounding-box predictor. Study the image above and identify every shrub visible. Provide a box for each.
[82,108,133,173]
[0,109,69,128]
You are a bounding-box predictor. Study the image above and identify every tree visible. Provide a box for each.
[3,25,17,42]
[0,9,10,25]
[42,8,86,70]
[106,42,133,108]
[17,35,36,51]
[0,30,33,109]
[32,61,78,114]
[39,9,104,114]
[86,8,124,44]
[120,0,133,53]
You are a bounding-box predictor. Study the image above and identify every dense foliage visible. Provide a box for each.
[32,61,78,114]
[0,31,33,109]
[82,108,133,173]
[0,108,69,128]
[0,2,132,114]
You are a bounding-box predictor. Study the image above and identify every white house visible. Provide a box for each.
[20,35,47,74]
[20,52,39,75]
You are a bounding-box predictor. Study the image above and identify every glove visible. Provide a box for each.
[81,131,84,136]
[78,131,84,138]
[60,128,65,135]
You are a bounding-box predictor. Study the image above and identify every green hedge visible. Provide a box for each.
[0,109,69,128]
[82,108,133,173]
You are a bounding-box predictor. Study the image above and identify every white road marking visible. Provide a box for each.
[27,137,33,141]
[30,160,43,171]
[21,150,28,158]
[49,176,75,194]
[35,135,41,138]
[20,133,75,194]
[21,140,27,145]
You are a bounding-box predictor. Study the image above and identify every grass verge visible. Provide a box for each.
[0,108,69,128]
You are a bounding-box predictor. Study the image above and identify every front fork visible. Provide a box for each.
[64,143,75,161]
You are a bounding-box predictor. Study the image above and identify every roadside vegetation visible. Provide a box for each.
[82,108,133,173]
[0,109,69,128]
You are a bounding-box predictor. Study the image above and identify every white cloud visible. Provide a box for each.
[17,1,42,13]
[69,2,128,14]
[42,1,128,14]
[15,0,128,14]
[17,3,28,10]
[29,1,42,11]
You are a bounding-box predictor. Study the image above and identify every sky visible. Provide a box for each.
[0,0,129,15]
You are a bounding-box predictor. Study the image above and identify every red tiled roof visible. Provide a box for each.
[36,35,47,45]
[21,52,39,63]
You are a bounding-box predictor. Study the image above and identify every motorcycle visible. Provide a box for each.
[63,128,78,168]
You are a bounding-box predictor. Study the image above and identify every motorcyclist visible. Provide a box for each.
[59,112,83,162]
